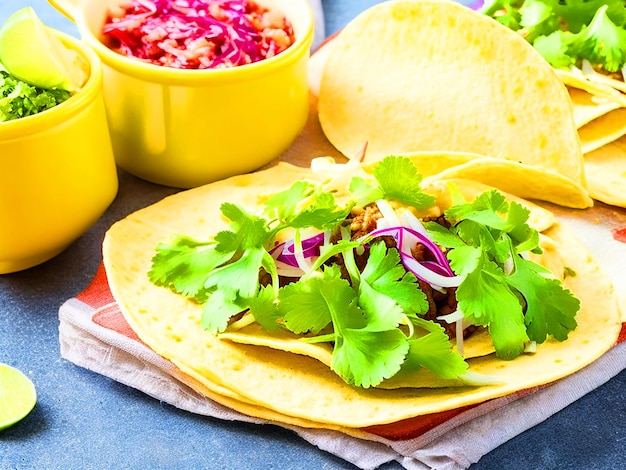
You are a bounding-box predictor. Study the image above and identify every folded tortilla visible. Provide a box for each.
[317,0,586,189]
[103,160,622,429]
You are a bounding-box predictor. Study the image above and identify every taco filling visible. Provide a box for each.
[146,156,580,389]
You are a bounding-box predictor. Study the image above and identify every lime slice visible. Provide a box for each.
[0,363,37,431]
[0,7,85,91]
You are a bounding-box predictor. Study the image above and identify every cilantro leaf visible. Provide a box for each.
[278,265,355,335]
[374,156,437,208]
[288,190,354,230]
[148,235,234,302]
[429,191,550,360]
[506,257,579,343]
[444,190,541,259]
[430,188,580,359]
[481,0,626,72]
[203,247,267,300]
[359,242,429,316]
[456,252,529,360]
[264,181,353,231]
[218,202,272,250]
[201,289,246,334]
[481,0,523,31]
[247,286,281,331]
[332,327,409,388]
[263,181,316,224]
[403,317,469,380]
[446,244,482,276]
[349,156,436,209]
[282,264,411,388]
[445,190,522,233]
[349,176,383,207]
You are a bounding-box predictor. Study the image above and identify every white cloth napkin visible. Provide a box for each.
[58,292,626,470]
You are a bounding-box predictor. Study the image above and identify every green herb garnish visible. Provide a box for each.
[480,0,626,73]
[149,157,580,388]
[424,189,579,360]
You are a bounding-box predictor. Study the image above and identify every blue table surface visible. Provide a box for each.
[1,1,625,469]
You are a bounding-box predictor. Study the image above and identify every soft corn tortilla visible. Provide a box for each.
[317,0,586,187]
[578,108,626,155]
[396,153,592,209]
[556,69,626,108]
[583,137,626,208]
[569,87,622,129]
[567,86,626,155]
[561,79,626,206]
[103,161,622,428]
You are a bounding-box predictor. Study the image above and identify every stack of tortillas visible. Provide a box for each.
[314,0,626,208]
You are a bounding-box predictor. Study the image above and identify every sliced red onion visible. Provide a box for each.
[361,224,462,288]
[400,252,462,288]
[456,321,464,357]
[398,209,429,237]
[269,232,325,272]
[365,226,455,276]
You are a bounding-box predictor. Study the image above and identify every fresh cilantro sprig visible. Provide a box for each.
[149,156,580,389]
[149,180,353,334]
[349,155,436,209]
[425,189,579,360]
[480,0,626,72]
[273,244,466,388]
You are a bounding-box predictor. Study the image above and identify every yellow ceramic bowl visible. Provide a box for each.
[50,0,314,188]
[0,30,118,274]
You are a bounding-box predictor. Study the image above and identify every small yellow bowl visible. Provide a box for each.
[0,30,118,274]
[50,0,314,188]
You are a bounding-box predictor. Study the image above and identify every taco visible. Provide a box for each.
[317,0,587,192]
[479,0,626,205]
[102,156,622,429]
[480,0,626,101]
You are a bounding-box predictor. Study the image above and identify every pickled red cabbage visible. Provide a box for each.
[102,0,295,69]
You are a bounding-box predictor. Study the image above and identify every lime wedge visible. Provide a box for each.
[0,7,85,91]
[0,363,37,431]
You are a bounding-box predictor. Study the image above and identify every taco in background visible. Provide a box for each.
[102,156,621,429]
[317,0,586,191]
[577,107,626,155]
[583,136,626,208]
[480,0,626,100]
[569,87,621,129]
[480,0,626,206]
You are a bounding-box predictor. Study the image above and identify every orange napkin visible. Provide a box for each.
[58,264,626,470]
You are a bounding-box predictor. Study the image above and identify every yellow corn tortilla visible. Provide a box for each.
[380,153,592,209]
[578,108,626,155]
[318,0,586,187]
[556,68,626,107]
[568,87,622,129]
[583,137,626,208]
[103,160,622,429]
[559,77,626,206]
